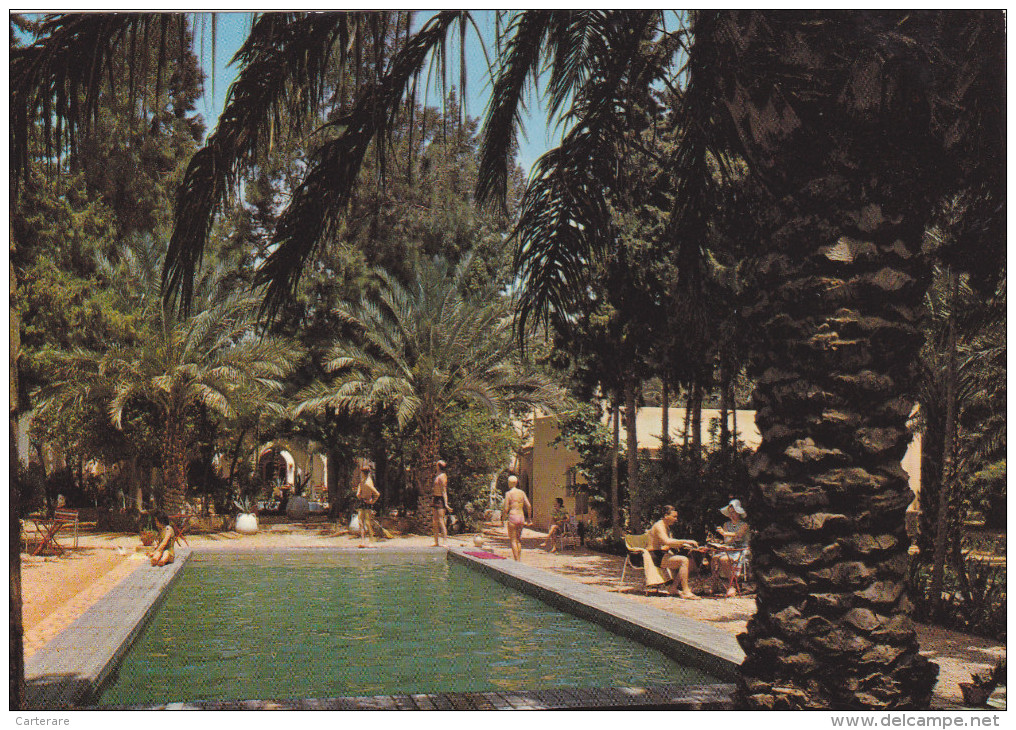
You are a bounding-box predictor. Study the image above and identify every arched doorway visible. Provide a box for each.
[259,446,296,494]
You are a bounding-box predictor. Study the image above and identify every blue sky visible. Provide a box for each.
[195,11,561,176]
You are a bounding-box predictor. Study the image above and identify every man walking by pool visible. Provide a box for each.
[502,475,531,561]
[355,464,380,548]
[432,460,452,547]
[648,505,700,599]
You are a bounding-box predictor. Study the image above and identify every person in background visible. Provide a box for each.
[355,464,380,548]
[148,510,175,567]
[432,460,452,547]
[712,499,749,597]
[543,497,569,553]
[502,475,531,561]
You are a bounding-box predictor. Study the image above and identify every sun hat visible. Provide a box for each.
[720,499,746,519]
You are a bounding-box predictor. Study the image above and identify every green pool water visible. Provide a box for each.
[99,551,718,705]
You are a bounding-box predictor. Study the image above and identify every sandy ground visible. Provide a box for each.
[19,521,1005,709]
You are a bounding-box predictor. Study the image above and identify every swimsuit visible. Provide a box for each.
[432,495,446,509]
[649,549,668,567]
[508,514,525,527]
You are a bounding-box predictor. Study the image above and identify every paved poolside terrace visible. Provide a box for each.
[24,544,739,710]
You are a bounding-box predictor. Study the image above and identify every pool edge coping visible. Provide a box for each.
[25,549,193,709]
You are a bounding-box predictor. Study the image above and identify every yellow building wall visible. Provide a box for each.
[528,408,922,531]
[531,415,583,531]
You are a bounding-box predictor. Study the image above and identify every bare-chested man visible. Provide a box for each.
[648,504,700,599]
[432,460,451,547]
[355,464,380,548]
[502,475,531,561]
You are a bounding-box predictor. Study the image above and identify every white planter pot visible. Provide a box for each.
[236,512,258,534]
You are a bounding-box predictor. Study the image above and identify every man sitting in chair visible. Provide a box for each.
[648,505,700,600]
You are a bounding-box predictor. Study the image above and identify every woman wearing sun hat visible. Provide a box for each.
[712,499,749,597]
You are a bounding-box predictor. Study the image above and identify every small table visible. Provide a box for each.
[28,514,69,556]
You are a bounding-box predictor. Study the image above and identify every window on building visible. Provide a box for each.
[564,467,577,496]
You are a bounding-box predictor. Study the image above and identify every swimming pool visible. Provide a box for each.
[98,551,721,705]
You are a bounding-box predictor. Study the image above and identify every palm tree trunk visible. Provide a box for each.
[225,426,249,495]
[610,396,621,540]
[731,386,739,453]
[719,364,731,452]
[740,224,939,708]
[734,197,939,709]
[682,386,692,454]
[326,450,342,519]
[690,380,702,458]
[161,410,188,513]
[711,11,942,710]
[415,410,441,529]
[930,269,961,615]
[916,397,945,558]
[624,375,640,533]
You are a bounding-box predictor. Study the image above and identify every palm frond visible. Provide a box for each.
[164,12,360,312]
[12,13,187,199]
[254,11,465,320]
[475,10,555,212]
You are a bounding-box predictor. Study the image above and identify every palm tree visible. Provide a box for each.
[295,255,562,520]
[685,11,1004,709]
[35,237,295,512]
[12,10,1004,710]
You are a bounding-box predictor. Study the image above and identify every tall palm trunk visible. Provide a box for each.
[739,205,938,708]
[624,375,640,533]
[731,384,739,453]
[930,269,961,615]
[719,364,731,452]
[326,451,342,519]
[415,409,441,528]
[690,380,702,458]
[710,11,942,708]
[610,396,621,539]
[161,409,188,513]
[681,387,693,454]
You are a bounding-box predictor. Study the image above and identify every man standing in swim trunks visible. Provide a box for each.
[648,505,700,599]
[502,475,531,561]
[355,464,380,548]
[432,460,451,547]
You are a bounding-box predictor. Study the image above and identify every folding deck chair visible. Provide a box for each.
[619,533,672,592]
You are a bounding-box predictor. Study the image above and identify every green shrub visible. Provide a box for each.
[907,551,1006,642]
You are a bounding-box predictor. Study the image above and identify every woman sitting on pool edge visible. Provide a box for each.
[148,510,175,567]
